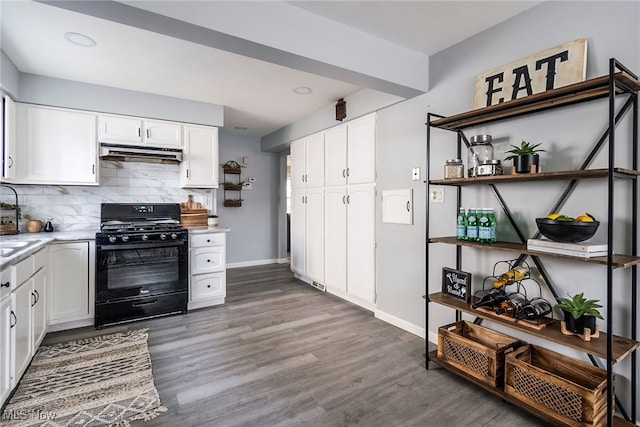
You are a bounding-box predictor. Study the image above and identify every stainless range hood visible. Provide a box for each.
[100,143,183,164]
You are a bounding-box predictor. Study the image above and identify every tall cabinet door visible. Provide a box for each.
[324,187,347,292]
[346,114,376,185]
[305,132,325,188]
[31,268,47,350]
[347,185,376,303]
[305,188,324,283]
[324,124,347,187]
[0,295,13,405]
[12,282,32,384]
[290,189,306,276]
[290,139,306,189]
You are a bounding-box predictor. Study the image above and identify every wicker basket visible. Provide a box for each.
[505,345,611,427]
[437,321,520,387]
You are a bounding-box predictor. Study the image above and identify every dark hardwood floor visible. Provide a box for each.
[43,263,547,426]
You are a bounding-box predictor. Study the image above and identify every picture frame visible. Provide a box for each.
[442,267,472,303]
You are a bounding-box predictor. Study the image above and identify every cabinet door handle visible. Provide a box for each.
[407,201,411,212]
[346,195,350,204]
[31,291,37,307]
[186,169,189,178]
[138,127,141,138]
[10,311,16,328]
[146,129,150,139]
[342,195,346,204]
[342,169,346,178]
[34,289,40,303]
[92,164,95,175]
[7,156,13,168]
[346,168,350,177]
[1,281,10,288]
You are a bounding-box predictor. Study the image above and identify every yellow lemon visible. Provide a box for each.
[546,213,561,220]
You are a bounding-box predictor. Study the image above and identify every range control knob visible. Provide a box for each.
[141,234,149,241]
[160,233,167,240]
[170,233,178,240]
[121,235,129,242]
[108,235,117,243]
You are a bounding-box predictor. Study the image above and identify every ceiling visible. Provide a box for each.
[0,1,540,138]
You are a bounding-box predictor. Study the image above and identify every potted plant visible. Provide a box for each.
[555,292,603,334]
[504,140,545,173]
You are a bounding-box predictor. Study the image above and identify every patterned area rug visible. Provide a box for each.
[1,329,166,426]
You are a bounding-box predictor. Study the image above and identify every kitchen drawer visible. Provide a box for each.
[13,255,34,287]
[32,247,48,272]
[0,267,10,300]
[190,271,226,301]
[191,233,225,248]
[191,248,225,274]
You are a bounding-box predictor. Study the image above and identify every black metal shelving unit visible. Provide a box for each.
[425,58,639,426]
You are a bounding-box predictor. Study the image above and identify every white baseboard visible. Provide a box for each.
[277,257,290,264]
[374,310,425,338]
[227,259,279,269]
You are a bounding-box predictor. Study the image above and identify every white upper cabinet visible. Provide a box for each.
[181,125,219,188]
[98,114,182,147]
[2,93,16,182]
[290,132,324,189]
[324,113,376,186]
[16,104,98,186]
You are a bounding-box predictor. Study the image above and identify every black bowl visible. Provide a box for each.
[535,218,599,243]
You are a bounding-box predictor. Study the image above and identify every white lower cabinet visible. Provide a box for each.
[0,295,13,405]
[48,241,94,327]
[0,246,49,407]
[324,185,376,307]
[290,188,324,284]
[189,231,227,310]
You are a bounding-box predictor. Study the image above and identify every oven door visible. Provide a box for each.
[96,239,188,303]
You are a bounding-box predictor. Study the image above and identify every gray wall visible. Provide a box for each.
[218,133,280,266]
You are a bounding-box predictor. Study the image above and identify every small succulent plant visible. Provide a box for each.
[555,292,603,320]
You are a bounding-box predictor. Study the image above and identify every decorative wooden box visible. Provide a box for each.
[504,345,611,427]
[437,321,520,387]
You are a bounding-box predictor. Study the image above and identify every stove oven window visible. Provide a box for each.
[102,247,180,289]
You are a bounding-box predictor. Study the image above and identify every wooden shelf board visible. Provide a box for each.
[430,72,640,131]
[429,236,640,268]
[430,168,639,186]
[428,293,640,363]
[427,350,633,426]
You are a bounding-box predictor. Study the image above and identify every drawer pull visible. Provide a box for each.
[207,284,211,288]
[207,259,211,263]
[1,281,10,288]
[132,299,158,308]
[207,239,211,243]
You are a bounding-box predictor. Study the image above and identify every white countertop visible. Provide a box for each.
[1,226,230,268]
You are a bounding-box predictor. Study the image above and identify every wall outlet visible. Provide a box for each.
[248,177,256,183]
[430,187,444,203]
[242,182,252,190]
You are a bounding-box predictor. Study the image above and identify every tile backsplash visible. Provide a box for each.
[4,160,212,232]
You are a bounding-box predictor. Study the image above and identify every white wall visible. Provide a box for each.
[375,0,639,419]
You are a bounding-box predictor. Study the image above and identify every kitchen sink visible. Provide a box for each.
[0,240,42,257]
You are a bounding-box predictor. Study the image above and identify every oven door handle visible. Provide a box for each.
[97,240,185,251]
[132,299,159,308]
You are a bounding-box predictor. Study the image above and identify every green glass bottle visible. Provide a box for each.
[456,207,467,240]
[465,209,478,242]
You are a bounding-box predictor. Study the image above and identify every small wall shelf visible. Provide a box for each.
[222,167,242,207]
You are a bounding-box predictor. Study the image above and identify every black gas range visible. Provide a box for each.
[95,203,188,328]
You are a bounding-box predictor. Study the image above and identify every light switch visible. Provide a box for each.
[412,167,420,181]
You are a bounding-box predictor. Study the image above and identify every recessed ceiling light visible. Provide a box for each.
[293,86,312,95]
[234,126,248,131]
[64,32,97,47]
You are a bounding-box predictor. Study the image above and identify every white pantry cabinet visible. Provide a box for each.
[324,185,376,306]
[1,92,16,182]
[290,188,324,284]
[98,114,182,147]
[181,124,219,188]
[324,113,376,186]
[189,231,227,310]
[15,104,98,185]
[290,132,324,189]
[48,241,94,327]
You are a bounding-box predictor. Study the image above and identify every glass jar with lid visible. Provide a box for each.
[467,134,494,177]
[444,159,464,179]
